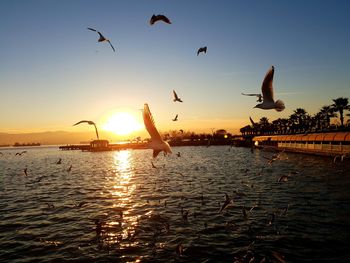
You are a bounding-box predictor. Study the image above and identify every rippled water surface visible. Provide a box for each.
[1,146,349,263]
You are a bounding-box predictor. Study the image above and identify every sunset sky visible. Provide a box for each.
[1,0,350,141]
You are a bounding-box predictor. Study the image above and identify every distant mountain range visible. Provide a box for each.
[0,131,125,145]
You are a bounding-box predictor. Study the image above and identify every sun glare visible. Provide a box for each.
[103,112,143,136]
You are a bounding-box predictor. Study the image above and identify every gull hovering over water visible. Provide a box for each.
[173,90,183,102]
[87,27,115,52]
[254,66,285,112]
[143,103,172,158]
[149,14,172,25]
[73,120,99,140]
[241,93,263,102]
[197,46,207,56]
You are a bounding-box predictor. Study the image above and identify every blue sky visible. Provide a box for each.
[1,0,350,136]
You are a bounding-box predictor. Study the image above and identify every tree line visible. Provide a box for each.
[240,97,350,136]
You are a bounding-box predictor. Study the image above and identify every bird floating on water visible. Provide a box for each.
[173,90,183,102]
[73,120,99,140]
[242,93,263,102]
[87,27,115,52]
[142,103,172,158]
[197,46,207,56]
[172,114,178,121]
[150,14,171,25]
[254,66,285,112]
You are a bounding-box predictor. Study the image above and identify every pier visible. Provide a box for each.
[253,132,350,156]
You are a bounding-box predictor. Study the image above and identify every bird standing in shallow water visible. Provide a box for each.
[149,14,172,25]
[87,28,115,52]
[254,66,285,112]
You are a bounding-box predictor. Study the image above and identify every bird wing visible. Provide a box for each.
[143,103,162,142]
[249,117,256,126]
[203,47,207,53]
[87,27,97,32]
[159,15,171,24]
[153,150,161,158]
[197,48,200,56]
[241,93,261,97]
[73,120,91,126]
[261,66,275,103]
[150,15,156,25]
[108,40,115,52]
[173,90,179,100]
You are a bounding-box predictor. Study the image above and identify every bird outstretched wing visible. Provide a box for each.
[143,103,162,142]
[261,66,275,103]
[73,120,94,126]
[108,40,115,52]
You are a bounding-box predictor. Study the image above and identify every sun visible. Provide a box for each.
[103,112,143,136]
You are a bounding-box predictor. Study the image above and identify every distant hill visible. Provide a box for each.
[0,131,122,145]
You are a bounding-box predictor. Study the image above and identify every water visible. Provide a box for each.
[0,146,349,263]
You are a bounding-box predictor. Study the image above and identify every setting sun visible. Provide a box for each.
[103,112,143,136]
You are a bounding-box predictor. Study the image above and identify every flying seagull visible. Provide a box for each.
[173,90,183,102]
[73,120,99,140]
[143,103,172,158]
[241,93,263,102]
[197,46,207,56]
[149,14,171,25]
[87,27,115,52]
[172,114,178,121]
[254,66,285,111]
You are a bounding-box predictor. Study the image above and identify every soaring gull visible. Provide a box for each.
[172,114,178,121]
[150,14,172,25]
[73,120,99,140]
[87,28,115,52]
[254,66,285,112]
[142,103,172,158]
[173,90,183,102]
[197,46,207,56]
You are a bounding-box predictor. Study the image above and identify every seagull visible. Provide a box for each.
[142,103,172,158]
[242,93,263,102]
[173,90,183,102]
[278,175,289,182]
[151,161,157,168]
[179,129,184,133]
[67,165,72,172]
[149,14,172,25]
[219,193,232,213]
[254,66,285,111]
[197,46,207,56]
[73,120,99,140]
[23,168,28,176]
[176,152,181,157]
[56,158,62,164]
[87,27,115,52]
[172,114,178,121]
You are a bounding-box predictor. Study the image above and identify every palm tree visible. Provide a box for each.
[259,117,270,135]
[290,108,309,133]
[331,97,349,127]
[319,105,336,130]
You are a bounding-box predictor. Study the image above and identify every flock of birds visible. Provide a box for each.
[85,14,286,160]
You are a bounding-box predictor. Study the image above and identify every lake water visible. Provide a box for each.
[0,146,349,263]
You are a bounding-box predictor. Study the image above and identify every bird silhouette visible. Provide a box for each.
[254,66,285,111]
[142,103,172,158]
[241,93,263,102]
[172,114,178,121]
[87,27,115,52]
[149,14,171,25]
[173,90,183,102]
[73,120,99,140]
[197,46,207,56]
[219,193,232,213]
